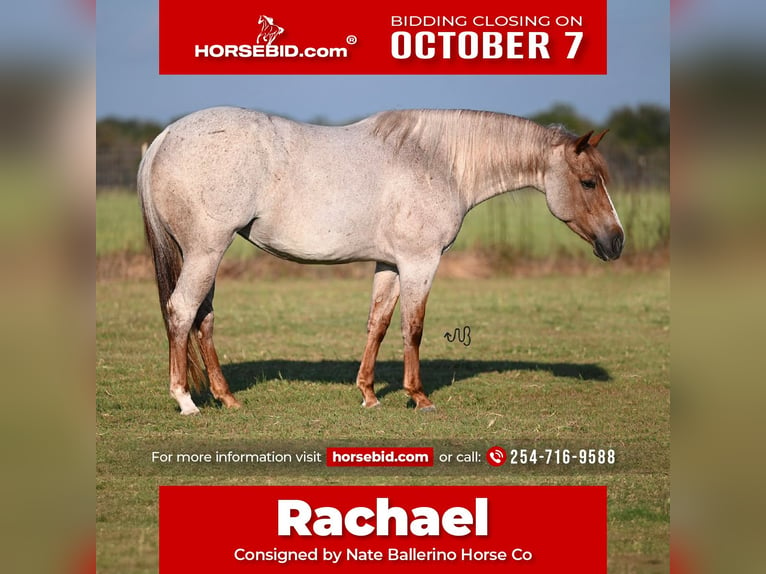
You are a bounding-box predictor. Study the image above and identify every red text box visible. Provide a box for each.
[159,0,606,75]
[159,485,606,573]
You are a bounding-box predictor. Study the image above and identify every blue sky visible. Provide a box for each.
[96,2,670,125]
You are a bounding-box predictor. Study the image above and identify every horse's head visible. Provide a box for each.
[544,130,624,261]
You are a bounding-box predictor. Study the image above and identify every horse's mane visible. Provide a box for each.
[370,109,608,197]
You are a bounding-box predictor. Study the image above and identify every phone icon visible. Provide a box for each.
[486,446,506,467]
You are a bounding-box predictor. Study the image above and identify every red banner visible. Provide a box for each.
[159,0,606,75]
[159,485,606,573]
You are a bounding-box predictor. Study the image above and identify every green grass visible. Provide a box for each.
[97,272,669,572]
[96,191,146,256]
[96,187,669,260]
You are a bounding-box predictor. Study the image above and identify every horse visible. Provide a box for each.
[138,107,624,415]
[257,15,284,46]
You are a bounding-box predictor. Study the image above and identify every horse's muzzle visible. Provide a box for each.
[594,229,624,261]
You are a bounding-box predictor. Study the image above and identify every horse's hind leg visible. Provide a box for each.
[356,263,400,407]
[166,251,225,415]
[195,286,241,409]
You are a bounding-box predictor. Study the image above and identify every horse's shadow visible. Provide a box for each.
[221,359,611,401]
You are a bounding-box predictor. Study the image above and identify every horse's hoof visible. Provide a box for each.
[220,395,242,409]
[180,406,201,415]
[418,404,437,413]
[361,399,381,408]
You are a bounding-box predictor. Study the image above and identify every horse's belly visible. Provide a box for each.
[243,219,385,264]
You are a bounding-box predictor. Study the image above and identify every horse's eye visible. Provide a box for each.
[580,179,597,190]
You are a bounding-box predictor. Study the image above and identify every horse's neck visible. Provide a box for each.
[464,168,544,211]
[457,124,549,210]
[371,110,550,211]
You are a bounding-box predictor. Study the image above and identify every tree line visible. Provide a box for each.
[97,103,669,190]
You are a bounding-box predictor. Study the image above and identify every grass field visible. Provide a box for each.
[97,270,669,572]
[96,187,670,261]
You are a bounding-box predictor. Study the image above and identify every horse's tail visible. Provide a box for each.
[137,130,207,393]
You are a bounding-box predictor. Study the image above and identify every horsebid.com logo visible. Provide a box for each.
[256,15,283,46]
[194,13,353,59]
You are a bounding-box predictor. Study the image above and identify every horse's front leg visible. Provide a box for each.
[356,263,400,407]
[398,258,440,412]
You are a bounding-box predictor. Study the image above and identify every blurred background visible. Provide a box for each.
[673,1,766,573]
[0,1,94,573]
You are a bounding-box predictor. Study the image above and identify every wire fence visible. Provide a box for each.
[97,144,144,190]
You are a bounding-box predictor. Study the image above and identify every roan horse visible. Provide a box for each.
[138,107,624,415]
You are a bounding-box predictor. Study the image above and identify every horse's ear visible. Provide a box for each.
[574,131,594,155]
[589,129,609,148]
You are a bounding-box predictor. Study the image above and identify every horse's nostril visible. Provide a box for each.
[612,234,624,256]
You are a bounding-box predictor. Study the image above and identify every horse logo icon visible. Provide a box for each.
[257,15,284,46]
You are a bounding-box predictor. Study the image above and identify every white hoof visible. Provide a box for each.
[172,389,200,415]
